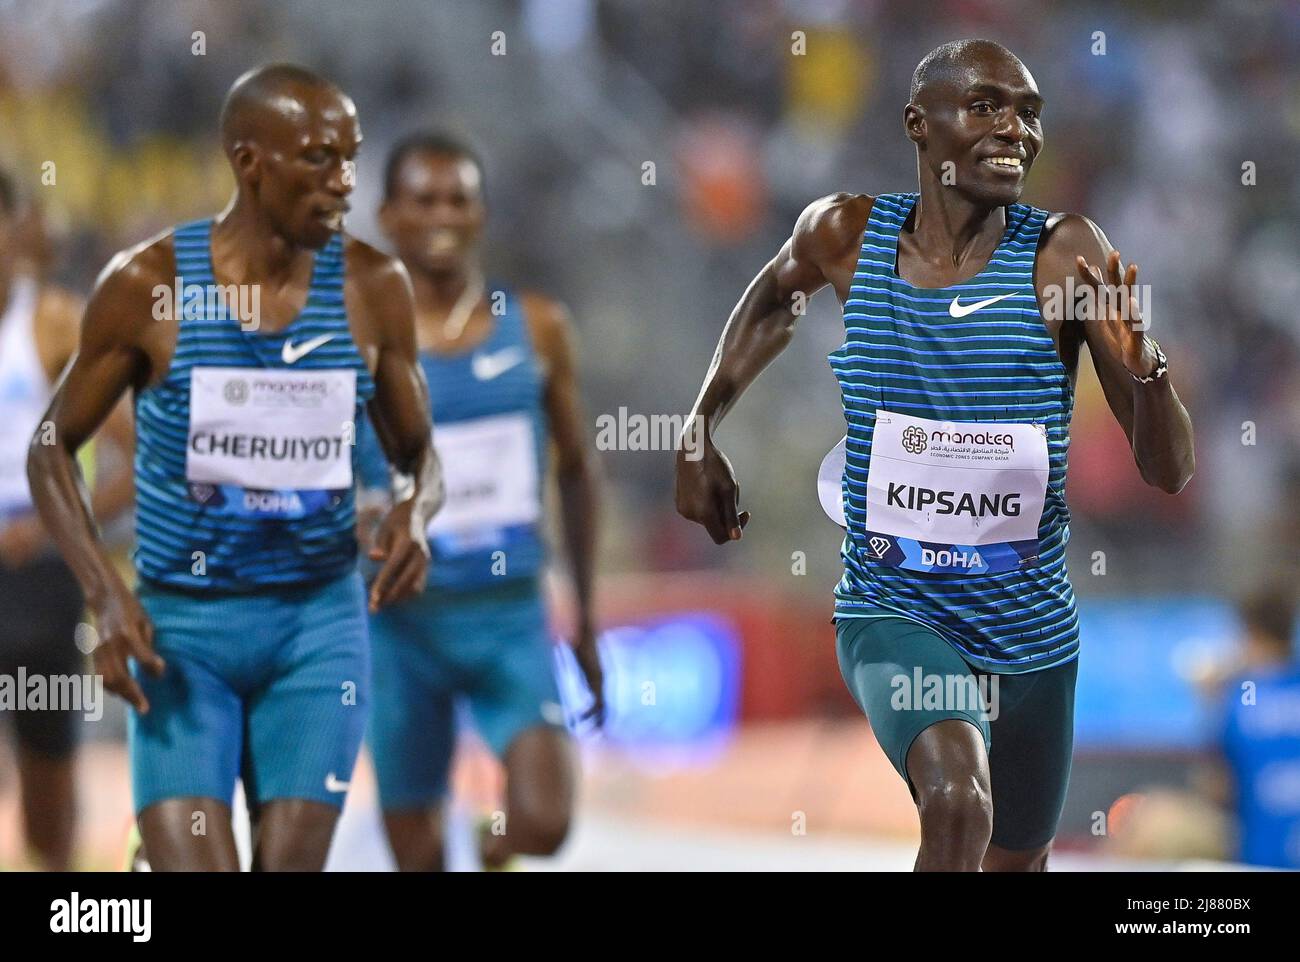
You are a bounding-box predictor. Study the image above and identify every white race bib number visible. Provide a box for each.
[428,413,540,539]
[860,410,1050,574]
[186,368,355,517]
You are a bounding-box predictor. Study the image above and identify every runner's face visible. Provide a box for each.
[381,152,485,276]
[251,90,359,249]
[915,59,1043,207]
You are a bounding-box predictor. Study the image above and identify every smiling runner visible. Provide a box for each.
[676,39,1195,871]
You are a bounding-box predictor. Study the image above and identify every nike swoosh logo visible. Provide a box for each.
[324,773,350,793]
[948,292,1016,317]
[471,347,525,381]
[281,333,336,364]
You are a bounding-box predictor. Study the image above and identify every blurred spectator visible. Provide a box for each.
[1210,586,1300,868]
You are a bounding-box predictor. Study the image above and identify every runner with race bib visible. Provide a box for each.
[677,40,1195,871]
[356,133,602,871]
[28,66,441,871]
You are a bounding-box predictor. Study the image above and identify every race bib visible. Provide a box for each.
[186,367,356,519]
[861,410,1050,574]
[428,413,540,551]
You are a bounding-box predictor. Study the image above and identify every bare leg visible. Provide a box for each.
[905,719,993,872]
[382,805,446,872]
[249,798,340,872]
[982,841,1052,872]
[480,726,575,868]
[138,797,240,871]
[18,746,76,871]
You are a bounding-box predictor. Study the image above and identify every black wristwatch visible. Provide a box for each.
[1130,338,1168,384]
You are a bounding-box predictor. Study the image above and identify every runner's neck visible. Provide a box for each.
[412,266,491,354]
[908,185,1007,270]
[212,199,314,290]
[411,264,478,314]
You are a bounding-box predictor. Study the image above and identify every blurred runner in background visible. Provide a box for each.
[0,170,133,869]
[358,132,603,871]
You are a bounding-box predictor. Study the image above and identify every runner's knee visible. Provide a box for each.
[253,801,338,871]
[983,842,1051,872]
[383,808,445,872]
[909,721,993,841]
[509,798,571,855]
[915,773,993,840]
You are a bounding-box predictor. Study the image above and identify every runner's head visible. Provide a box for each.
[219,64,358,250]
[905,40,1041,207]
[380,131,486,277]
[1237,584,1297,664]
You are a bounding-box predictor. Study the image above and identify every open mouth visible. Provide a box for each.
[982,156,1025,173]
[426,229,461,255]
[314,203,349,230]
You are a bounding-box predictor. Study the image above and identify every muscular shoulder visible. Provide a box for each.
[342,234,411,301]
[791,192,873,264]
[342,235,415,350]
[99,231,177,299]
[790,191,873,252]
[84,231,178,339]
[518,290,575,371]
[1038,212,1111,269]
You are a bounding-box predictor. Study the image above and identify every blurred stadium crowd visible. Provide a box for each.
[1,0,1296,594]
[0,0,1297,868]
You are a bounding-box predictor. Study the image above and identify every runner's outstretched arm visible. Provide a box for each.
[675,193,865,544]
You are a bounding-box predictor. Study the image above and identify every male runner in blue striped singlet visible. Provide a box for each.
[676,40,1195,871]
[357,134,602,871]
[28,64,443,871]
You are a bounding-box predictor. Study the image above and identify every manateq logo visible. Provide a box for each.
[899,425,1015,454]
[50,893,151,942]
[901,425,927,454]
[929,429,1013,449]
[223,378,248,405]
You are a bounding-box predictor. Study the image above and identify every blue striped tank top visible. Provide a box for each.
[357,285,547,592]
[134,219,375,592]
[830,193,1079,673]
